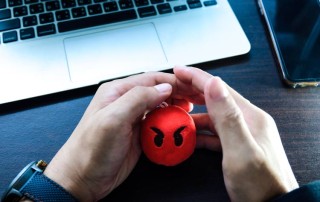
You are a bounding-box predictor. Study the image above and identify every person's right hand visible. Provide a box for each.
[174,66,299,202]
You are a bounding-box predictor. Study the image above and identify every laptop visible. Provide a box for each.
[0,0,250,104]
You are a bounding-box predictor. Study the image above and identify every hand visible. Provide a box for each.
[43,72,178,201]
[174,66,299,202]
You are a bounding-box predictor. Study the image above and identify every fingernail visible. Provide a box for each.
[208,77,229,100]
[154,83,172,93]
[175,64,187,68]
[174,65,190,71]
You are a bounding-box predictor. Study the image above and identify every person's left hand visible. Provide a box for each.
[43,72,183,201]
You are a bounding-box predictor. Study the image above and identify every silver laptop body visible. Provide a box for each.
[0,0,250,104]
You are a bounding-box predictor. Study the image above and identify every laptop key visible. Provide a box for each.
[88,4,102,15]
[187,0,202,9]
[13,6,28,17]
[72,7,87,18]
[150,0,164,4]
[55,10,70,21]
[37,23,56,36]
[0,9,11,20]
[58,9,137,32]
[3,30,18,43]
[46,1,60,11]
[138,6,156,18]
[157,3,172,14]
[25,0,39,4]
[119,0,134,9]
[173,5,187,12]
[29,3,44,14]
[8,0,23,7]
[203,0,216,6]
[62,0,76,8]
[134,0,149,7]
[0,19,21,32]
[103,2,118,12]
[23,15,37,27]
[20,27,35,40]
[78,0,92,5]
[39,12,54,24]
[0,0,6,8]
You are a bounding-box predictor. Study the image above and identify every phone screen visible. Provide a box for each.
[258,0,320,87]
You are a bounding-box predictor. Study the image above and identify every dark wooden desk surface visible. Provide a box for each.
[1,0,320,201]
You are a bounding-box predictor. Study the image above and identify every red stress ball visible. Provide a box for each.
[140,105,196,166]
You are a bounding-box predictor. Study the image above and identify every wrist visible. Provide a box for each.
[1,160,79,202]
[44,163,94,202]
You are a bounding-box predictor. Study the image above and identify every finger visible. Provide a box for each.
[173,65,211,104]
[88,72,177,113]
[191,113,214,132]
[223,82,257,116]
[167,92,205,106]
[112,71,176,94]
[196,134,222,151]
[214,80,265,135]
[174,66,254,112]
[169,99,194,112]
[102,83,172,123]
[204,77,255,149]
[174,65,213,94]
[192,113,221,151]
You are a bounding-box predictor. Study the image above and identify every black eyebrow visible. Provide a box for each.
[174,126,186,134]
[151,127,164,136]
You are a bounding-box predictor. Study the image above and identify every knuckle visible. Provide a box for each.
[132,85,155,98]
[102,110,128,133]
[223,149,266,177]
[226,108,243,122]
[96,81,116,96]
[248,149,266,169]
[130,86,151,101]
[220,107,244,128]
[131,85,146,92]
[98,81,111,91]
[264,113,276,124]
[256,110,277,129]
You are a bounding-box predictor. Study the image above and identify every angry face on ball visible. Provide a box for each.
[140,105,196,166]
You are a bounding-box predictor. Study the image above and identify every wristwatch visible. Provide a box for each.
[1,160,78,202]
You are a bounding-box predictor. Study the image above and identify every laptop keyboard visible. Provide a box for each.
[0,0,217,44]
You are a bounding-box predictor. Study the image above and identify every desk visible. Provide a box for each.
[1,0,320,201]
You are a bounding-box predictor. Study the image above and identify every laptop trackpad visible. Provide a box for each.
[64,23,167,82]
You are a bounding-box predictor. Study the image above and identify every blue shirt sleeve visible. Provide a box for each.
[272,180,320,202]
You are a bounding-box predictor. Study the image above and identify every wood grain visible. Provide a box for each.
[0,0,319,201]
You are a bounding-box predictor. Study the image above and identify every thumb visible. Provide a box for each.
[204,77,254,150]
[104,83,172,123]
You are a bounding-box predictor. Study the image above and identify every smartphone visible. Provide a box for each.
[257,0,320,87]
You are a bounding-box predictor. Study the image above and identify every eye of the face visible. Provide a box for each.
[151,127,164,147]
[174,126,186,146]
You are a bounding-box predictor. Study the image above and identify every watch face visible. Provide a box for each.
[1,161,36,202]
[2,191,22,202]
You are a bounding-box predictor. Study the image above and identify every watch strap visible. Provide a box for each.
[20,172,78,202]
